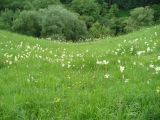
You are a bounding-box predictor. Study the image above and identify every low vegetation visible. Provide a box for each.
[0,1,160,119]
[0,25,160,119]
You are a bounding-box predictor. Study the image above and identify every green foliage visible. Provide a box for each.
[0,0,60,11]
[89,21,109,38]
[60,0,72,4]
[40,6,87,41]
[108,17,127,36]
[12,10,41,37]
[30,0,60,10]
[0,9,20,30]
[126,7,154,32]
[0,9,15,29]
[0,0,159,40]
[99,4,127,36]
[103,0,159,9]
[108,4,119,17]
[71,0,101,28]
[151,4,160,22]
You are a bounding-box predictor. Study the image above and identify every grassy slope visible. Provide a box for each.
[0,25,160,120]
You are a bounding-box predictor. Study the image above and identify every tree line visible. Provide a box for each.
[0,0,160,41]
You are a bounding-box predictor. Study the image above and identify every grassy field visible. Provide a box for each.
[0,25,160,120]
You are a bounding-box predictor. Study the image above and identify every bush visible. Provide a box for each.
[89,21,109,38]
[0,9,15,29]
[71,0,101,28]
[126,6,154,31]
[29,0,60,10]
[40,5,88,41]
[108,4,119,18]
[108,17,127,36]
[12,10,41,37]
[151,4,160,22]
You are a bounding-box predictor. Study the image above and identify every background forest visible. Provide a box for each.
[0,0,160,41]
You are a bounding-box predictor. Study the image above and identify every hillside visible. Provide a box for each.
[0,25,160,119]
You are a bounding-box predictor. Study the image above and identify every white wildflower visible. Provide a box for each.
[155,67,160,73]
[155,32,157,36]
[124,79,129,83]
[156,87,160,93]
[149,64,154,68]
[104,74,110,79]
[120,65,125,73]
[62,64,65,67]
[147,47,151,52]
[15,56,18,62]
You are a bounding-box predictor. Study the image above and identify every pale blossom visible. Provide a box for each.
[120,66,125,73]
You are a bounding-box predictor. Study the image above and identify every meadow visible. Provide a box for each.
[0,25,160,119]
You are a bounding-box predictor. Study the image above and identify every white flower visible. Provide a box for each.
[15,56,18,62]
[124,79,129,83]
[68,64,71,68]
[149,64,154,68]
[96,60,102,65]
[137,51,145,56]
[49,51,53,54]
[147,47,151,52]
[118,60,121,64]
[156,87,160,93]
[133,62,136,65]
[103,60,109,65]
[9,61,12,65]
[157,89,160,93]
[155,67,160,73]
[120,65,125,73]
[130,47,133,52]
[86,49,89,52]
[96,60,109,65]
[62,64,65,67]
[155,32,158,36]
[104,74,110,79]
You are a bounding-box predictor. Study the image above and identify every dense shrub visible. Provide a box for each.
[126,7,154,31]
[0,9,21,30]
[0,9,15,29]
[89,21,109,38]
[71,0,101,28]
[0,0,60,11]
[99,4,127,36]
[27,0,60,10]
[0,0,159,41]
[108,4,119,18]
[40,6,88,41]
[151,4,160,22]
[108,17,127,36]
[12,10,41,37]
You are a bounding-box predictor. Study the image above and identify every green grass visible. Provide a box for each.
[0,25,160,120]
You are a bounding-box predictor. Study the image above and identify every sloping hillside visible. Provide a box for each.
[0,26,160,119]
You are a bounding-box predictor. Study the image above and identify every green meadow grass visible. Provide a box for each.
[0,25,160,120]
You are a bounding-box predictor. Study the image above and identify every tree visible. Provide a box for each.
[151,4,160,22]
[40,5,87,41]
[127,6,154,31]
[12,10,41,37]
[71,0,101,28]
[89,21,109,38]
[0,9,15,29]
[108,4,119,17]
